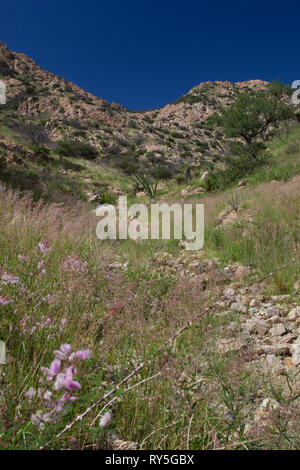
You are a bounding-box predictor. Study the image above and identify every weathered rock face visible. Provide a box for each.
[0,43,271,170]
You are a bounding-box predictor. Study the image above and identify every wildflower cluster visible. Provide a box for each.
[0,270,20,306]
[27,343,91,429]
[63,256,88,275]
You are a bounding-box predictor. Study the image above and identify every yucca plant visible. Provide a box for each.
[133,171,158,199]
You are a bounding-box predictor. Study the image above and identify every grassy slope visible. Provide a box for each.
[0,126,300,450]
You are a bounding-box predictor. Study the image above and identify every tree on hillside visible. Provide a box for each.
[221,91,294,148]
[203,82,295,191]
[30,145,51,161]
[55,140,98,164]
[56,141,73,164]
[267,79,293,100]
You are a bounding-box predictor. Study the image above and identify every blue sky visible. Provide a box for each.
[1,1,300,110]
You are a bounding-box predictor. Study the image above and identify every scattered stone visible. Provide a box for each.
[223,287,235,297]
[265,306,282,318]
[291,352,300,366]
[233,265,251,281]
[200,171,209,181]
[231,301,247,314]
[256,344,290,355]
[271,295,290,301]
[290,341,300,354]
[238,179,248,187]
[283,357,297,368]
[287,307,300,322]
[190,187,206,195]
[269,323,286,337]
[280,333,297,344]
[108,262,123,270]
[215,207,238,227]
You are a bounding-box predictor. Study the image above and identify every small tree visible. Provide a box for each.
[56,141,72,164]
[30,145,51,160]
[267,79,293,100]
[221,91,293,148]
[55,141,98,164]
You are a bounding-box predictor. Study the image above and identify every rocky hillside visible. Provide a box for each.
[0,41,269,174]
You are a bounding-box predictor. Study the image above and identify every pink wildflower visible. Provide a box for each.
[49,359,61,376]
[38,241,51,256]
[18,254,29,263]
[1,272,19,284]
[38,260,45,270]
[100,411,112,428]
[75,349,91,360]
[43,391,52,401]
[25,386,36,401]
[54,344,71,361]
[0,296,13,305]
[60,344,72,354]
[63,366,81,392]
[53,349,67,361]
[42,359,61,380]
[53,373,66,391]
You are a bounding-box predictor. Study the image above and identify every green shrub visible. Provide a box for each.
[203,151,270,191]
[56,140,98,161]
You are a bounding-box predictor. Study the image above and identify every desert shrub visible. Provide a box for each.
[285,143,299,155]
[174,94,203,105]
[104,152,140,175]
[151,165,173,180]
[0,154,7,175]
[99,190,117,204]
[203,151,270,191]
[113,135,130,147]
[106,144,121,155]
[55,141,98,160]
[195,141,209,152]
[0,58,12,76]
[5,119,51,145]
[176,174,185,184]
[30,145,51,161]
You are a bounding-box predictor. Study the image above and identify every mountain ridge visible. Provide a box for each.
[1,42,290,204]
